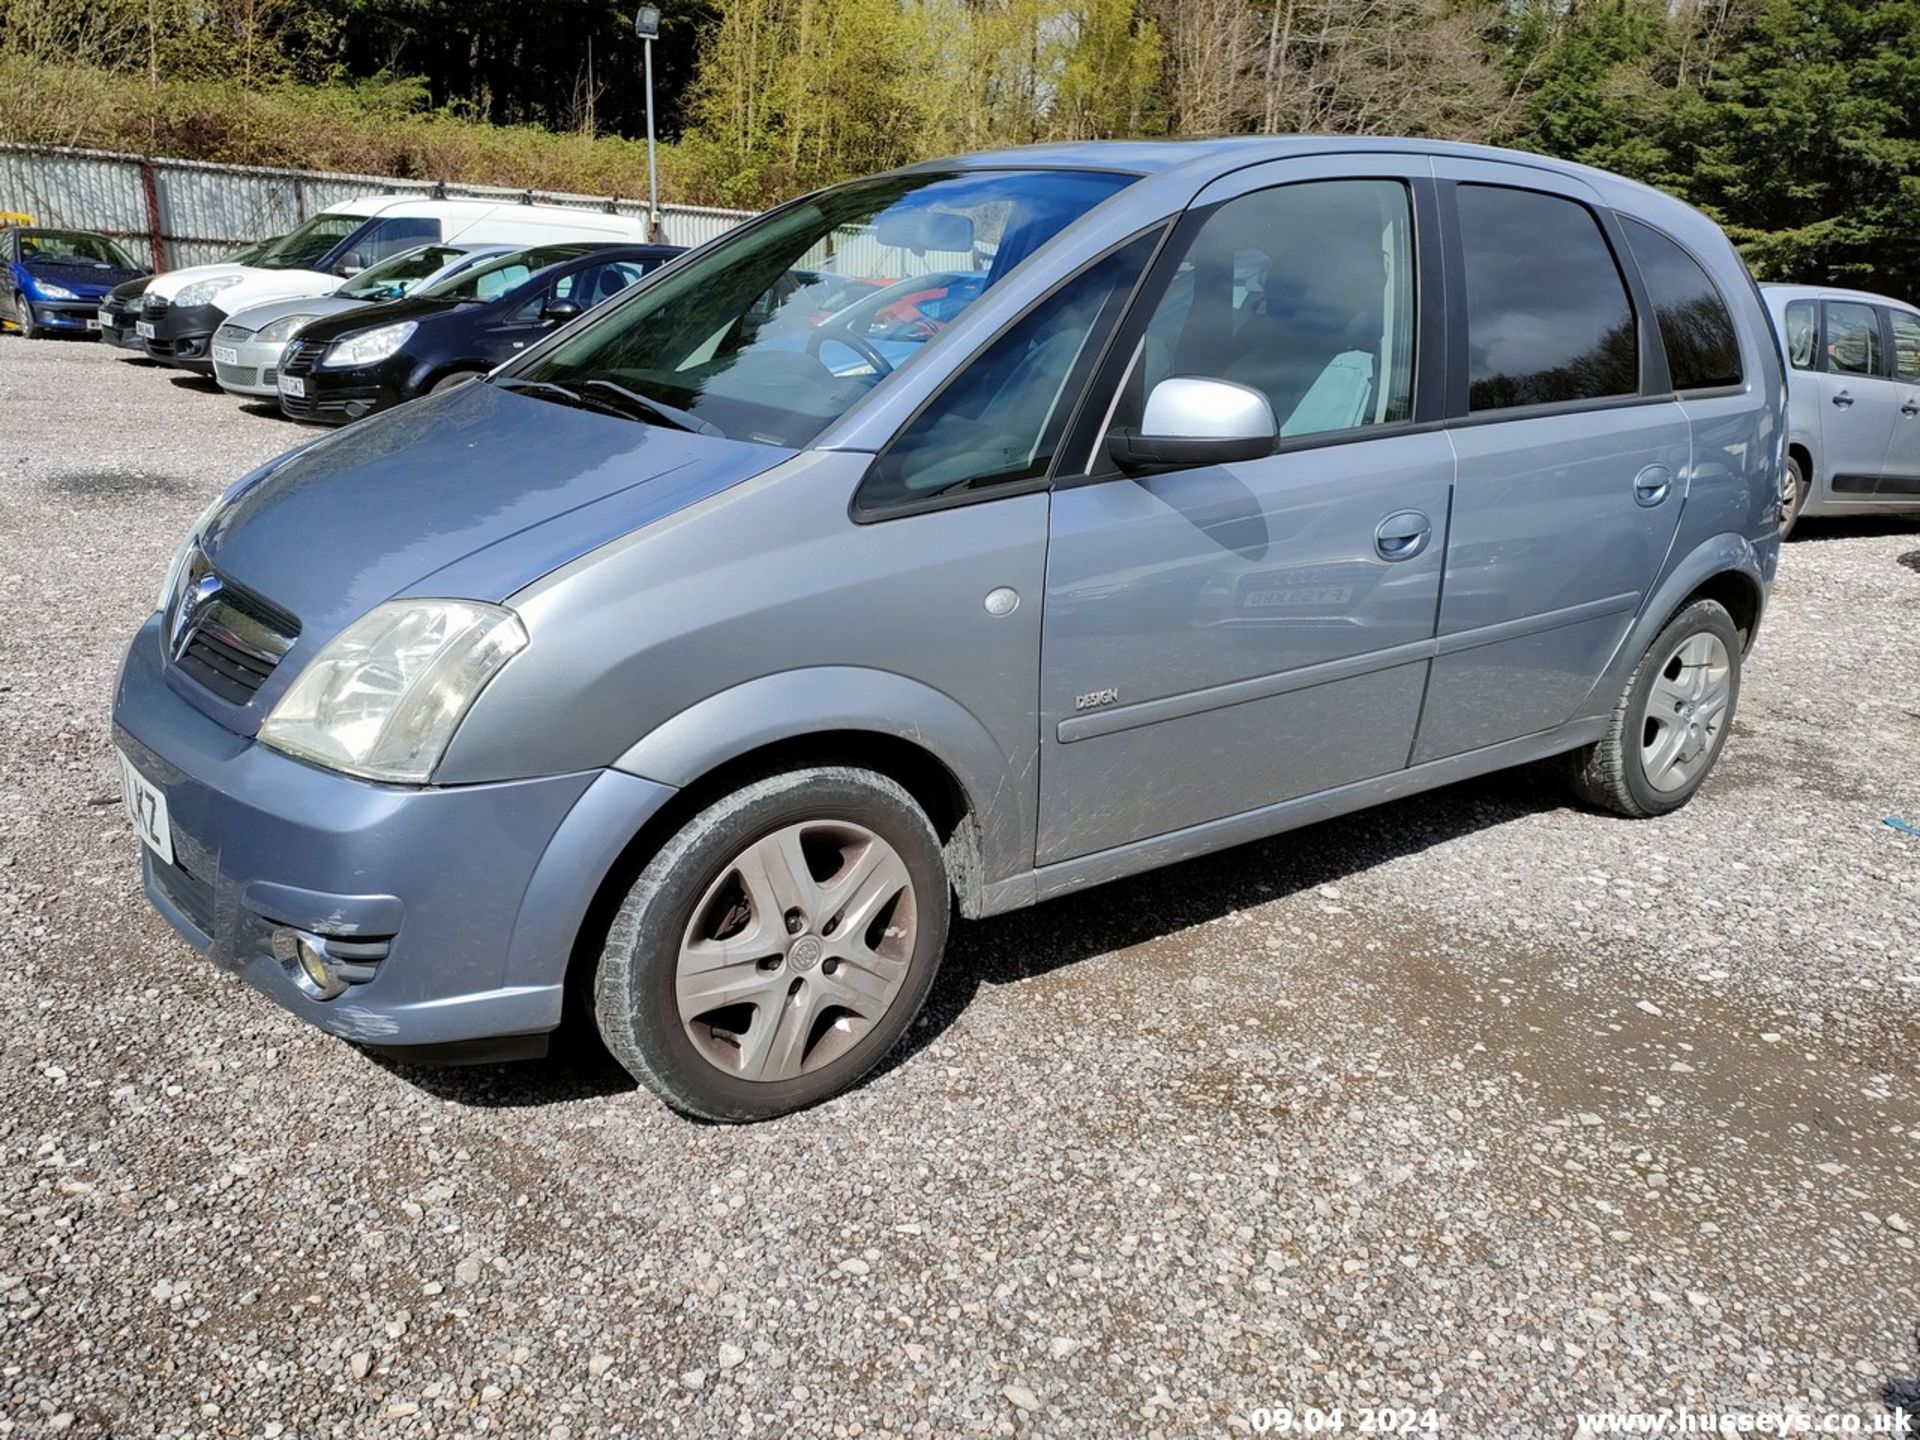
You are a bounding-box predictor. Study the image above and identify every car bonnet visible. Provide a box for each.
[198,381,794,643]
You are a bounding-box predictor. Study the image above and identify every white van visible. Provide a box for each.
[131,194,648,371]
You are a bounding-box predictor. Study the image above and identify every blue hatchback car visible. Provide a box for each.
[115,139,1784,1121]
[2,225,146,337]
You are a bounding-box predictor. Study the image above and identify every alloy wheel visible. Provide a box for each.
[675,821,918,1082]
[1640,631,1733,793]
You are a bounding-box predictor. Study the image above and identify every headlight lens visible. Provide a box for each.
[320,321,415,369]
[155,496,228,611]
[258,600,527,784]
[34,281,78,300]
[174,275,245,308]
[256,312,319,344]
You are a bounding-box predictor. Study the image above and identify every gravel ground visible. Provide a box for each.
[2,338,1918,1439]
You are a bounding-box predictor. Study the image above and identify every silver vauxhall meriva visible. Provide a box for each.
[115,139,1784,1120]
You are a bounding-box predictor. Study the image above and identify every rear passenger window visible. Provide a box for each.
[1457,185,1637,411]
[1622,218,1741,391]
[1129,179,1417,438]
[1824,302,1882,376]
[1783,301,1818,369]
[359,217,441,264]
[1889,310,1920,382]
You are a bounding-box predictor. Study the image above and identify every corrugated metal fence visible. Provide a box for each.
[0,143,755,271]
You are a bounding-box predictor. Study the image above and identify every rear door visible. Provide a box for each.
[1037,156,1450,865]
[1815,299,1896,497]
[1880,307,1920,497]
[1413,161,1690,763]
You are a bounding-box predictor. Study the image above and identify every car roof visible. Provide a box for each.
[1759,281,1917,310]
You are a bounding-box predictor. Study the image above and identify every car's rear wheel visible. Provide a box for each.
[1568,598,1741,817]
[1779,453,1807,539]
[592,767,949,1122]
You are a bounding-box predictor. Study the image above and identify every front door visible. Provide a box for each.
[1411,162,1690,763]
[1037,160,1447,866]
[1816,298,1897,499]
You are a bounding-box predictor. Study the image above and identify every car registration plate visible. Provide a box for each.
[136,320,155,339]
[278,374,306,399]
[212,344,238,365]
[119,751,174,866]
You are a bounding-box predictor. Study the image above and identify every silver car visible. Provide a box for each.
[211,243,513,399]
[1763,283,1920,535]
[116,139,1783,1122]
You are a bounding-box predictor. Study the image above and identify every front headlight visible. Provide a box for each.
[258,600,527,784]
[256,312,319,344]
[320,321,415,369]
[174,276,245,309]
[34,281,78,300]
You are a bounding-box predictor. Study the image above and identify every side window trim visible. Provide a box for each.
[1437,179,1660,422]
[1057,170,1444,484]
[852,223,1169,524]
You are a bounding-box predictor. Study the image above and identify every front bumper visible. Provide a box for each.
[22,297,103,331]
[98,298,147,350]
[276,338,406,424]
[137,299,226,371]
[112,612,675,1049]
[211,325,291,397]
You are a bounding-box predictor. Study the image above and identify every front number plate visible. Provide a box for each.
[120,751,175,867]
[278,374,306,399]
[135,320,155,339]
[211,344,238,365]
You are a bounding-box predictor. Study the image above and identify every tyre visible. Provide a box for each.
[1779,453,1807,539]
[430,370,483,394]
[14,293,41,340]
[592,767,949,1122]
[1569,599,1742,817]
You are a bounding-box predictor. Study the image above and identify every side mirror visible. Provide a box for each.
[336,252,365,277]
[542,298,584,324]
[1108,377,1277,473]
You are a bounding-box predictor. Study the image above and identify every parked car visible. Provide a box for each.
[134,195,650,373]
[115,140,1783,1122]
[212,242,516,400]
[97,236,279,354]
[275,242,682,423]
[1,225,146,338]
[1761,283,1920,536]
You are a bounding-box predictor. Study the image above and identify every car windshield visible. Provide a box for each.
[340,244,475,300]
[419,244,592,302]
[253,213,364,271]
[507,168,1136,448]
[20,231,135,267]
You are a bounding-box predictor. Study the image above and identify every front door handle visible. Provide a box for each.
[1374,510,1432,561]
[1903,398,1920,416]
[1833,390,1855,407]
[1633,464,1674,507]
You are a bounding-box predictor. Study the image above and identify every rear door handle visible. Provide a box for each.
[1903,398,1920,416]
[1374,510,1432,561]
[1833,390,1855,407]
[1632,464,1673,507]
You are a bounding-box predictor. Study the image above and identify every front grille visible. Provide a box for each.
[165,554,299,705]
[213,359,260,389]
[262,365,278,386]
[278,338,322,376]
[148,849,214,936]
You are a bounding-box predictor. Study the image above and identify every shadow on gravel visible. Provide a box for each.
[1788,514,1920,543]
[46,469,189,498]
[382,760,1571,1114]
[168,372,222,392]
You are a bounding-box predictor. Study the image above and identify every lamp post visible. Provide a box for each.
[635,5,662,241]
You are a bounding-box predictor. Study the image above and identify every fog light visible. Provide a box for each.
[271,926,350,1001]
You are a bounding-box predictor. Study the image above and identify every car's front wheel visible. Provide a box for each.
[592,767,949,1122]
[1568,598,1742,817]
[13,292,41,340]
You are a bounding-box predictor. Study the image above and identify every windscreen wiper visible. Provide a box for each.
[581,379,724,437]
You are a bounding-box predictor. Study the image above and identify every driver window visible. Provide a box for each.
[858,232,1159,514]
[1121,179,1416,443]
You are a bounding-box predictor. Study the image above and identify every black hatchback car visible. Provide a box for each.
[276,242,682,423]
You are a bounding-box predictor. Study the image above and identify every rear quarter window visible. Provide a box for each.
[1621,218,1742,392]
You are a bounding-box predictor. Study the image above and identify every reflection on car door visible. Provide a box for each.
[1817,300,1897,498]
[1879,307,1920,496]
[1411,162,1690,763]
[1037,158,1450,867]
